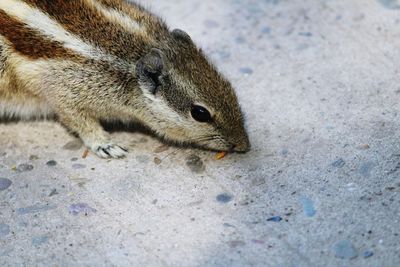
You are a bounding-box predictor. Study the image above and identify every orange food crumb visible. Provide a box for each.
[216,152,227,160]
[82,149,90,159]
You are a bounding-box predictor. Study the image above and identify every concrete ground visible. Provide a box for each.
[1,0,399,266]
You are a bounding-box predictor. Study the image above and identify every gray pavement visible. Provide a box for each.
[1,0,399,266]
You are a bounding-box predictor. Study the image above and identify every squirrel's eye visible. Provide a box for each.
[191,105,212,123]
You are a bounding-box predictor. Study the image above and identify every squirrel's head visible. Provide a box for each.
[135,29,250,152]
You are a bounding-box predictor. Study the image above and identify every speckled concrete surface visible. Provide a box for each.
[1,0,400,266]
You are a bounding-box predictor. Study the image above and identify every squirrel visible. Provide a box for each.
[0,0,250,158]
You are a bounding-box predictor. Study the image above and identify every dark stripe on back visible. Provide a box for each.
[24,0,154,61]
[0,9,78,60]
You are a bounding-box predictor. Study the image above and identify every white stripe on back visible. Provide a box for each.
[85,0,144,34]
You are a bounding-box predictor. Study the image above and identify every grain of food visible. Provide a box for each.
[216,152,227,160]
[82,149,90,159]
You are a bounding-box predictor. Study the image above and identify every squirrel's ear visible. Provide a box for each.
[172,29,192,44]
[136,48,166,95]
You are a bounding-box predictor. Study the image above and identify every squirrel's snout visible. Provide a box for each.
[232,138,251,153]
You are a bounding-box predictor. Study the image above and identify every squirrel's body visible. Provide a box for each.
[0,0,250,158]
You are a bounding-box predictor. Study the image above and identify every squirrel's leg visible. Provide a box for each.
[57,109,128,159]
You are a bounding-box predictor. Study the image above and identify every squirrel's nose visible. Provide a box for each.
[232,138,251,153]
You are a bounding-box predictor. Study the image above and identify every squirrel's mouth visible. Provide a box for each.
[193,139,238,153]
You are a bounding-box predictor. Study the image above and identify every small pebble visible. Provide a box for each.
[299,196,316,217]
[71,158,79,162]
[48,189,58,197]
[267,216,283,222]
[0,224,10,238]
[363,251,374,258]
[332,158,346,168]
[154,157,162,165]
[69,203,97,216]
[281,149,289,156]
[332,240,358,259]
[46,160,57,167]
[216,193,233,203]
[357,144,370,150]
[63,139,83,151]
[0,178,12,191]
[29,155,39,160]
[16,163,34,172]
[186,155,205,173]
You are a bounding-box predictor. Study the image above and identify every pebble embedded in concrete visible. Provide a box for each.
[332,158,345,168]
[46,160,57,167]
[299,196,316,217]
[63,139,83,151]
[0,178,12,191]
[29,155,39,160]
[216,193,233,203]
[48,189,58,197]
[0,223,10,238]
[363,250,374,258]
[267,216,283,222]
[16,163,34,172]
[69,203,97,216]
[331,240,358,259]
[186,155,205,173]
[154,157,162,165]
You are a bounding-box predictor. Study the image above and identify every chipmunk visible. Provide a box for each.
[0,0,250,158]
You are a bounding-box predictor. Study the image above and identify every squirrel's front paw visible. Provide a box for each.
[93,144,128,159]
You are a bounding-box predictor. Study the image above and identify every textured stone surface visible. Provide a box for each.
[0,0,399,266]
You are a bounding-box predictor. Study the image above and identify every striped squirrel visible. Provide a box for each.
[0,0,250,158]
